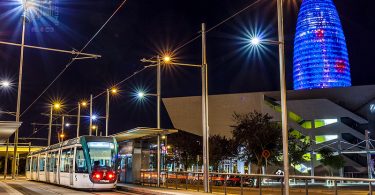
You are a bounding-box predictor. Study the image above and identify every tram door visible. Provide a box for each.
[46,153,50,182]
[69,148,74,186]
[53,151,58,183]
[120,155,132,183]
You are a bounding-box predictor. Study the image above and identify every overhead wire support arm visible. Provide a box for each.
[0,40,101,58]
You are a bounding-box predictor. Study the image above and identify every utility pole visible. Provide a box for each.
[366,130,372,179]
[12,7,27,179]
[77,102,81,138]
[61,115,65,136]
[48,105,53,146]
[156,55,161,187]
[89,94,93,136]
[3,138,9,179]
[277,0,289,194]
[106,89,110,137]
[201,23,210,193]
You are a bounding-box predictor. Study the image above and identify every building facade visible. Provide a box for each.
[163,85,375,177]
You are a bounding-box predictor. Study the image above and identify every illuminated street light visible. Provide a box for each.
[53,103,61,110]
[163,55,172,63]
[91,115,98,121]
[137,91,145,98]
[65,123,70,127]
[81,101,88,107]
[111,88,118,94]
[0,80,11,88]
[250,37,261,45]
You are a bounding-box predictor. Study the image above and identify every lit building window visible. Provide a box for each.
[315,135,338,144]
[314,119,338,128]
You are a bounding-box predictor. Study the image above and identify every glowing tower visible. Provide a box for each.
[293,0,351,90]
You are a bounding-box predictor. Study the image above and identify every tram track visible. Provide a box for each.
[2,180,140,195]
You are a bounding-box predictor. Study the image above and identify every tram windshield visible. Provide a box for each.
[87,142,116,170]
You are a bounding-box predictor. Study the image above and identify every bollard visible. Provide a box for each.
[197,174,200,192]
[166,172,169,189]
[224,175,227,195]
[210,174,213,193]
[149,172,151,186]
[141,172,144,186]
[334,180,338,195]
[370,182,373,195]
[259,177,262,195]
[186,173,188,190]
[240,176,244,195]
[305,179,308,195]
[176,172,178,189]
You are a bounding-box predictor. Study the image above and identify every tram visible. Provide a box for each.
[26,136,118,190]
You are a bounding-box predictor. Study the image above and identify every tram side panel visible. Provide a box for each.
[74,146,93,189]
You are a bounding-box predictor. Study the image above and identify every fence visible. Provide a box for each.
[140,170,375,195]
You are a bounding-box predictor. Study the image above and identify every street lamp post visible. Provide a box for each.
[156,55,161,187]
[201,23,210,193]
[48,103,61,146]
[139,23,209,192]
[105,88,117,137]
[277,0,290,194]
[248,1,288,192]
[89,94,93,136]
[106,89,110,137]
[77,102,81,138]
[11,0,27,179]
[61,115,65,138]
[48,105,53,146]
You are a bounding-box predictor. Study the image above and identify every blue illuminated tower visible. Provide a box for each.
[293,0,351,90]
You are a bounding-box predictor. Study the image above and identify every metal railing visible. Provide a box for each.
[140,170,375,195]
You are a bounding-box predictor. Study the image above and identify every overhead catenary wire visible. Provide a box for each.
[20,0,129,117]
[173,0,264,53]
[27,66,149,138]
[27,0,264,138]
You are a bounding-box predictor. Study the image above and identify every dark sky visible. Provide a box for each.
[0,0,374,145]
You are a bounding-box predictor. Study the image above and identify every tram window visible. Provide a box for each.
[75,147,88,173]
[54,152,58,172]
[87,142,115,169]
[32,157,37,171]
[60,148,72,172]
[48,152,55,172]
[60,149,68,172]
[26,158,30,171]
[39,156,45,171]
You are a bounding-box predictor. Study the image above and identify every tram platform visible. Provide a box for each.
[117,183,207,195]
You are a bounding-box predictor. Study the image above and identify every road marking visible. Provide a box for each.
[0,181,22,195]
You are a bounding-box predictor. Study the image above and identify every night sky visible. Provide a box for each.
[0,0,374,145]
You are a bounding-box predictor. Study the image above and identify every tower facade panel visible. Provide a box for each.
[293,0,351,90]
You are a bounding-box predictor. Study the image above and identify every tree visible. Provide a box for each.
[319,148,345,176]
[232,111,282,175]
[232,111,311,174]
[167,131,202,171]
[209,135,236,172]
[288,130,311,174]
